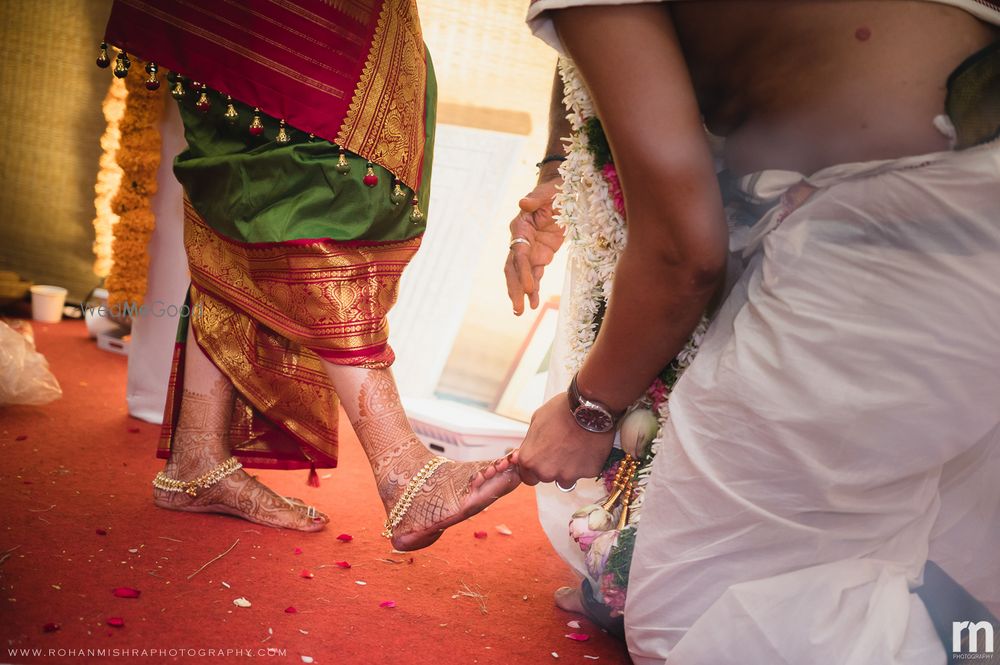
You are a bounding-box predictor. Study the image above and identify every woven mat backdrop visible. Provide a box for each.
[0,0,114,302]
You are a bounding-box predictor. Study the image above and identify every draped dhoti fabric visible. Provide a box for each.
[625,140,1000,664]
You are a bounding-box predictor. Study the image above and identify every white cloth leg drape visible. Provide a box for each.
[125,100,188,423]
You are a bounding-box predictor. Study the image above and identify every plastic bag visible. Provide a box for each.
[0,320,62,406]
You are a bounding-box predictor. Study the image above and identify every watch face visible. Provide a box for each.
[575,406,614,433]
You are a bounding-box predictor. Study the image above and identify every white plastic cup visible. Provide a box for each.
[30,285,68,323]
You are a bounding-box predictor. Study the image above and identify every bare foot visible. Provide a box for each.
[554,585,587,614]
[153,461,329,532]
[379,441,520,551]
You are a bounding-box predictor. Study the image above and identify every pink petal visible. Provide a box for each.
[293,547,303,555]
[107,617,125,627]
[473,531,488,539]
[43,622,60,633]
[127,427,140,434]
[15,435,28,441]
[334,561,351,569]
[299,569,314,579]
[112,587,140,598]
[336,533,353,542]
[284,606,298,614]
[96,528,108,536]
[565,633,591,642]
[379,601,396,608]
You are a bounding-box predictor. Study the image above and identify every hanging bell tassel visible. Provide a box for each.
[170,76,186,100]
[223,96,239,125]
[410,198,425,223]
[249,108,265,136]
[195,91,211,113]
[112,51,129,79]
[335,147,350,174]
[276,119,291,144]
[390,179,407,206]
[96,42,111,69]
[363,162,379,187]
[307,462,321,488]
[144,62,160,91]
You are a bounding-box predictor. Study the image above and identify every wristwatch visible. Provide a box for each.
[567,374,625,433]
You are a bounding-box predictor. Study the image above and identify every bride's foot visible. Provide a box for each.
[379,441,520,551]
[153,456,329,532]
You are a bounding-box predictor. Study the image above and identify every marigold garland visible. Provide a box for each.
[98,57,164,309]
[92,78,127,278]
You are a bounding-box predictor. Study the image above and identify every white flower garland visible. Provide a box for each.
[555,57,709,527]
[555,58,627,376]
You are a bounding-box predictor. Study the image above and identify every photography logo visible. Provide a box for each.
[953,620,995,660]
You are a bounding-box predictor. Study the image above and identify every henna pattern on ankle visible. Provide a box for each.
[351,370,490,532]
[166,377,236,476]
[156,377,328,530]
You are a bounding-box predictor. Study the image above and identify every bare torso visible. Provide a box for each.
[670,1,998,175]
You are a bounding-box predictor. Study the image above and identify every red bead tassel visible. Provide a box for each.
[307,462,321,487]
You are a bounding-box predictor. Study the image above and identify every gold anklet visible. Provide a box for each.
[152,457,243,497]
[382,456,449,538]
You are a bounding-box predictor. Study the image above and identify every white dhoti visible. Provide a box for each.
[625,140,1000,664]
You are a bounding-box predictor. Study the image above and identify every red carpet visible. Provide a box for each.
[0,320,631,665]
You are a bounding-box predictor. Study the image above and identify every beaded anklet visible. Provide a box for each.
[152,457,243,497]
[382,456,449,538]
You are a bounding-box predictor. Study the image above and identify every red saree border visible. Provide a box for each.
[104,0,429,189]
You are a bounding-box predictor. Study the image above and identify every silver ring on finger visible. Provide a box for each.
[555,480,577,492]
[306,505,318,518]
[509,237,531,250]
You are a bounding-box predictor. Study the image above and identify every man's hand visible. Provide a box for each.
[504,174,565,316]
[513,393,614,486]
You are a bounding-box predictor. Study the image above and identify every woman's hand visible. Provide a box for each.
[504,174,565,316]
[513,393,614,486]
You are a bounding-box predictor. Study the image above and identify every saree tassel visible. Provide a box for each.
[307,462,321,488]
[96,42,110,69]
[390,179,407,205]
[363,162,379,187]
[144,62,160,91]
[113,51,130,79]
[171,77,186,100]
[335,147,351,174]
[249,108,265,136]
[195,91,211,113]
[223,96,239,125]
[276,119,291,144]
[409,198,425,223]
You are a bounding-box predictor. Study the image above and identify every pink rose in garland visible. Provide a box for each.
[602,163,625,217]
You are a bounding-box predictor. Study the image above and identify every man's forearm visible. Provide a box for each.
[576,245,721,412]
[538,67,572,183]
